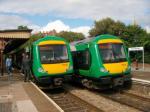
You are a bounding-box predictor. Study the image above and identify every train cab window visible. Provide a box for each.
[76,49,91,69]
[99,43,126,63]
[39,45,69,64]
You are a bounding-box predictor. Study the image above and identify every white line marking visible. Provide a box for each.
[16,100,38,112]
[30,82,64,112]
[132,78,150,84]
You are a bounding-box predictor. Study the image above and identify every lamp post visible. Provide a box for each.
[1,50,3,76]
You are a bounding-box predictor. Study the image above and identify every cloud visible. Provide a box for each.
[71,26,91,36]
[0,0,149,33]
[41,20,91,36]
[145,26,150,33]
[28,24,41,33]
[0,15,90,36]
[0,14,30,29]
[41,20,70,32]
[0,14,41,33]
[0,0,149,25]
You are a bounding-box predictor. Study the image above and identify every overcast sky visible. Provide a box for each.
[0,0,149,36]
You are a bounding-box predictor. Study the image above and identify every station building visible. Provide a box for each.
[0,29,32,75]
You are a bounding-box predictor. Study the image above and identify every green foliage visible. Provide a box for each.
[89,18,115,36]
[121,25,147,47]
[29,33,43,42]
[89,18,150,63]
[144,52,150,63]
[56,31,85,42]
[17,25,29,30]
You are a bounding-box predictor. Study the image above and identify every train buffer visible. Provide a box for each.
[0,73,60,112]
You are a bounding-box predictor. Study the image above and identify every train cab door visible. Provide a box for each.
[76,48,91,77]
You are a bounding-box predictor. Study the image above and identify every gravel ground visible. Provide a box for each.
[65,85,142,112]
[128,82,150,98]
[126,89,150,99]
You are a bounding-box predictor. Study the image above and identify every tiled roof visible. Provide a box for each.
[0,29,32,39]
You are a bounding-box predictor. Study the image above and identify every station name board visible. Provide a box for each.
[128,47,144,51]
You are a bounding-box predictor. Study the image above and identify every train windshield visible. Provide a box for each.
[39,45,69,64]
[99,43,126,63]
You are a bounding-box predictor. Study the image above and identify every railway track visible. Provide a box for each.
[34,78,150,112]
[93,78,150,111]
[130,78,150,99]
[122,90,150,102]
[98,88,150,112]
[65,82,150,112]
[43,88,103,112]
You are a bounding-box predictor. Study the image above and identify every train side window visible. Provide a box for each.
[77,49,91,69]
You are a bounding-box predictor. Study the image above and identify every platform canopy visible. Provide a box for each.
[0,29,32,39]
[0,29,32,53]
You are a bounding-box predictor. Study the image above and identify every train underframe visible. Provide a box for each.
[32,74,72,88]
[72,74,132,90]
[31,74,63,88]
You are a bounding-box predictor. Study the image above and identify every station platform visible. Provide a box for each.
[131,63,150,72]
[0,73,60,112]
[131,63,150,81]
[132,71,150,81]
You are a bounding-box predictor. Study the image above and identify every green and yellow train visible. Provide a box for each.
[9,34,131,89]
[11,36,73,88]
[72,34,132,89]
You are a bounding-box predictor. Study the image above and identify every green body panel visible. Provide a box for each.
[75,34,131,79]
[32,36,73,78]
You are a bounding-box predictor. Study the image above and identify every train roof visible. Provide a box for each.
[72,34,121,45]
[33,35,68,45]
[8,35,69,54]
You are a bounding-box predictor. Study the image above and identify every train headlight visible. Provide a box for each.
[126,65,131,71]
[69,65,73,70]
[38,67,45,73]
[67,65,73,71]
[100,68,108,73]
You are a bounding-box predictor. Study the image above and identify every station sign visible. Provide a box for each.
[128,47,144,51]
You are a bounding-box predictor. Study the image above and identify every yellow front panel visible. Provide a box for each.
[39,41,65,45]
[98,39,123,44]
[42,62,69,74]
[104,62,128,74]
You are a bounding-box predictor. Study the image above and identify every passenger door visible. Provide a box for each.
[77,49,91,77]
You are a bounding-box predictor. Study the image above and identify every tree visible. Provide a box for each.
[121,24,147,47]
[89,17,150,63]
[89,18,148,46]
[108,21,126,36]
[89,18,115,36]
[57,31,85,42]
[30,33,43,42]
[18,25,29,30]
